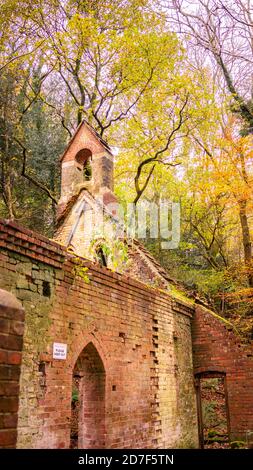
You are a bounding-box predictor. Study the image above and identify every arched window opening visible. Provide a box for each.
[83,158,92,181]
[96,246,108,267]
[70,342,105,449]
[75,148,92,182]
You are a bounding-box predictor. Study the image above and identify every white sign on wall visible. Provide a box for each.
[53,342,67,360]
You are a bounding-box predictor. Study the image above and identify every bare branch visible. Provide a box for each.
[133,94,189,203]
[14,138,58,205]
[0,40,45,73]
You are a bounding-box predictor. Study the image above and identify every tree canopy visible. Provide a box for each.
[1,0,253,339]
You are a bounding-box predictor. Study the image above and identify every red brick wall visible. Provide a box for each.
[192,305,253,443]
[0,290,24,448]
[0,219,198,449]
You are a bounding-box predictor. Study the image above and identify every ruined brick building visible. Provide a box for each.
[0,121,253,449]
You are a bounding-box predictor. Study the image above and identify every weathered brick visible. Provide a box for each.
[0,413,18,429]
[0,397,19,413]
[9,321,24,337]
[7,352,22,365]
[192,305,253,442]
[0,429,17,447]
[1,218,253,451]
[0,318,9,333]
[0,349,8,364]
[0,334,23,351]
[0,381,19,396]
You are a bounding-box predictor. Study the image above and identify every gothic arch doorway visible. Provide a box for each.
[70,342,106,449]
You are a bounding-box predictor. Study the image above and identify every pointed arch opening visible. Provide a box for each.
[75,148,92,182]
[70,342,106,449]
[96,246,108,267]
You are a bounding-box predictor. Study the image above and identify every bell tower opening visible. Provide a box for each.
[75,148,92,182]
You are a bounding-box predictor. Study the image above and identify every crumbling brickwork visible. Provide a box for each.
[192,305,253,443]
[0,289,24,448]
[0,219,198,449]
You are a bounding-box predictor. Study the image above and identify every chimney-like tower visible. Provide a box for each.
[58,120,115,218]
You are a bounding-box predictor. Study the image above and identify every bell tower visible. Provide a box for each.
[57,120,115,219]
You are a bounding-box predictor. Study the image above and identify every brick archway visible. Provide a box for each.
[70,342,106,449]
[68,327,110,371]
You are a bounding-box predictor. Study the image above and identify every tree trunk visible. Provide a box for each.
[4,170,15,220]
[238,199,253,287]
[1,125,16,220]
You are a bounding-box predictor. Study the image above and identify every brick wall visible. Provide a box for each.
[192,305,253,443]
[0,289,24,448]
[0,219,198,449]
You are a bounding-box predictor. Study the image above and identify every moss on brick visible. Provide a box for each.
[0,222,201,449]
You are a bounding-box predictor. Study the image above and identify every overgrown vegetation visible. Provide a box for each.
[0,0,252,339]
